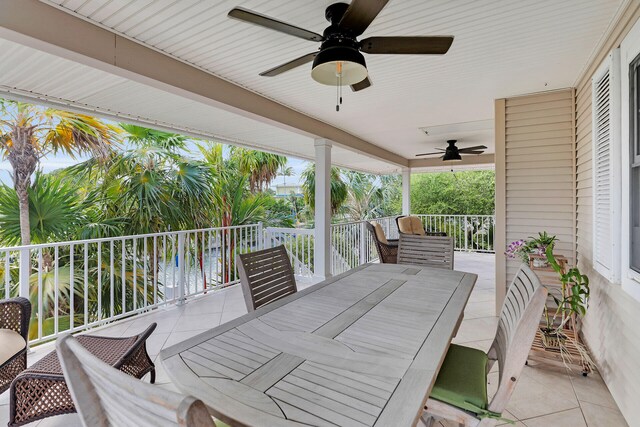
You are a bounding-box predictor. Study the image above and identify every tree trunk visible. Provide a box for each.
[7,125,38,246]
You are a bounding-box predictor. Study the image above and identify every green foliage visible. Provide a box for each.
[0,171,86,245]
[410,170,495,215]
[545,245,590,323]
[230,147,287,192]
[301,164,348,214]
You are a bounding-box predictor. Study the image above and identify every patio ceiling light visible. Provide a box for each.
[311,47,368,86]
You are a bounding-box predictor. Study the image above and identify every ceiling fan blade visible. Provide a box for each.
[228,7,323,42]
[460,151,485,155]
[338,0,389,36]
[351,76,372,92]
[415,152,445,157]
[259,52,318,77]
[360,36,454,55]
[458,145,488,152]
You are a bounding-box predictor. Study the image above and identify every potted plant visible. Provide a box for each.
[505,231,558,267]
[539,245,594,370]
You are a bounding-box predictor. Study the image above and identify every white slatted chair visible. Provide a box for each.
[398,234,454,269]
[56,334,217,427]
[237,245,298,311]
[422,265,548,427]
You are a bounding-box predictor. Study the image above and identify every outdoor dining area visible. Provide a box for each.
[0,216,582,427]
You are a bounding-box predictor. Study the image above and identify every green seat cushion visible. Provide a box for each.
[430,343,489,412]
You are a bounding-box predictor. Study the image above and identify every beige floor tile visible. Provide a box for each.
[163,329,207,349]
[506,366,579,420]
[35,412,82,426]
[452,316,499,344]
[172,312,222,332]
[220,309,247,325]
[580,401,628,427]
[522,408,587,427]
[570,372,620,411]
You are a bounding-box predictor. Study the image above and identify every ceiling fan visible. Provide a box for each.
[227,0,454,94]
[416,140,487,161]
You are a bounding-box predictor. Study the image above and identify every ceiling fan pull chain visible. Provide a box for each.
[336,75,340,111]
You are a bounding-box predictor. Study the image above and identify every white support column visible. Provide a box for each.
[402,168,411,215]
[314,139,332,280]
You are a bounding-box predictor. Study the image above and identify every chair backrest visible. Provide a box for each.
[396,216,413,234]
[397,234,454,269]
[369,221,388,243]
[487,265,548,414]
[56,335,216,427]
[237,245,297,312]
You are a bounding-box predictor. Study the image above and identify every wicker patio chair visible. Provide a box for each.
[237,245,297,312]
[396,215,447,236]
[56,334,218,427]
[0,297,31,394]
[421,265,548,426]
[365,221,398,264]
[9,323,157,427]
[398,234,455,270]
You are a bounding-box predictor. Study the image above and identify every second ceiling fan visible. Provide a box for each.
[228,0,454,93]
[416,140,487,162]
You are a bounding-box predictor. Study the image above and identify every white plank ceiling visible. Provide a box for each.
[1,0,626,172]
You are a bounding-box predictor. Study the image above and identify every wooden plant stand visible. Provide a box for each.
[528,328,593,376]
[526,253,593,376]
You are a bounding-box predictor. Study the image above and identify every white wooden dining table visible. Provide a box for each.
[160,263,477,427]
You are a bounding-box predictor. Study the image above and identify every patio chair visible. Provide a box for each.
[421,265,548,427]
[0,297,31,394]
[365,221,398,264]
[396,215,447,236]
[56,334,218,427]
[398,234,454,270]
[9,323,157,427]
[237,245,297,312]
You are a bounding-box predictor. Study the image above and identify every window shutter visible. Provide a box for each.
[593,69,613,274]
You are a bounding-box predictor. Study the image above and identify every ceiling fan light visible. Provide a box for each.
[311,47,368,85]
[442,151,462,162]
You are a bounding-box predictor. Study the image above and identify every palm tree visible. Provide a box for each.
[0,171,86,246]
[279,165,294,186]
[0,100,118,245]
[342,171,384,220]
[230,147,288,192]
[300,164,348,215]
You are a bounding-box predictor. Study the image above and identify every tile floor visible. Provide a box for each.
[0,253,629,426]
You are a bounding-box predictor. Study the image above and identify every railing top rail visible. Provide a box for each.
[331,216,397,227]
[417,214,495,217]
[265,227,314,235]
[0,223,261,252]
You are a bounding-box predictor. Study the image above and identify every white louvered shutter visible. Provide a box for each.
[593,69,613,274]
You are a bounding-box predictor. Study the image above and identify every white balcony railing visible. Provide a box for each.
[0,224,262,344]
[0,214,494,345]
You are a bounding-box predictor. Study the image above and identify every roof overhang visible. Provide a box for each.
[0,0,407,173]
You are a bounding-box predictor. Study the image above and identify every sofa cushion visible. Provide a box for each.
[0,328,26,365]
[430,343,489,412]
[397,217,413,234]
[371,221,388,244]
[410,216,426,235]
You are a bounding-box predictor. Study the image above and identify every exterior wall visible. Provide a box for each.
[575,2,640,424]
[495,89,577,312]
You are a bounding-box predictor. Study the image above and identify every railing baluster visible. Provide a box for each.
[144,237,148,308]
[37,248,42,340]
[97,242,101,322]
[54,246,59,335]
[70,244,74,331]
[84,243,88,327]
[110,241,114,319]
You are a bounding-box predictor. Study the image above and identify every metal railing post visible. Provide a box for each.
[177,233,186,305]
[257,222,264,250]
[359,221,367,266]
[464,215,469,251]
[18,248,30,298]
